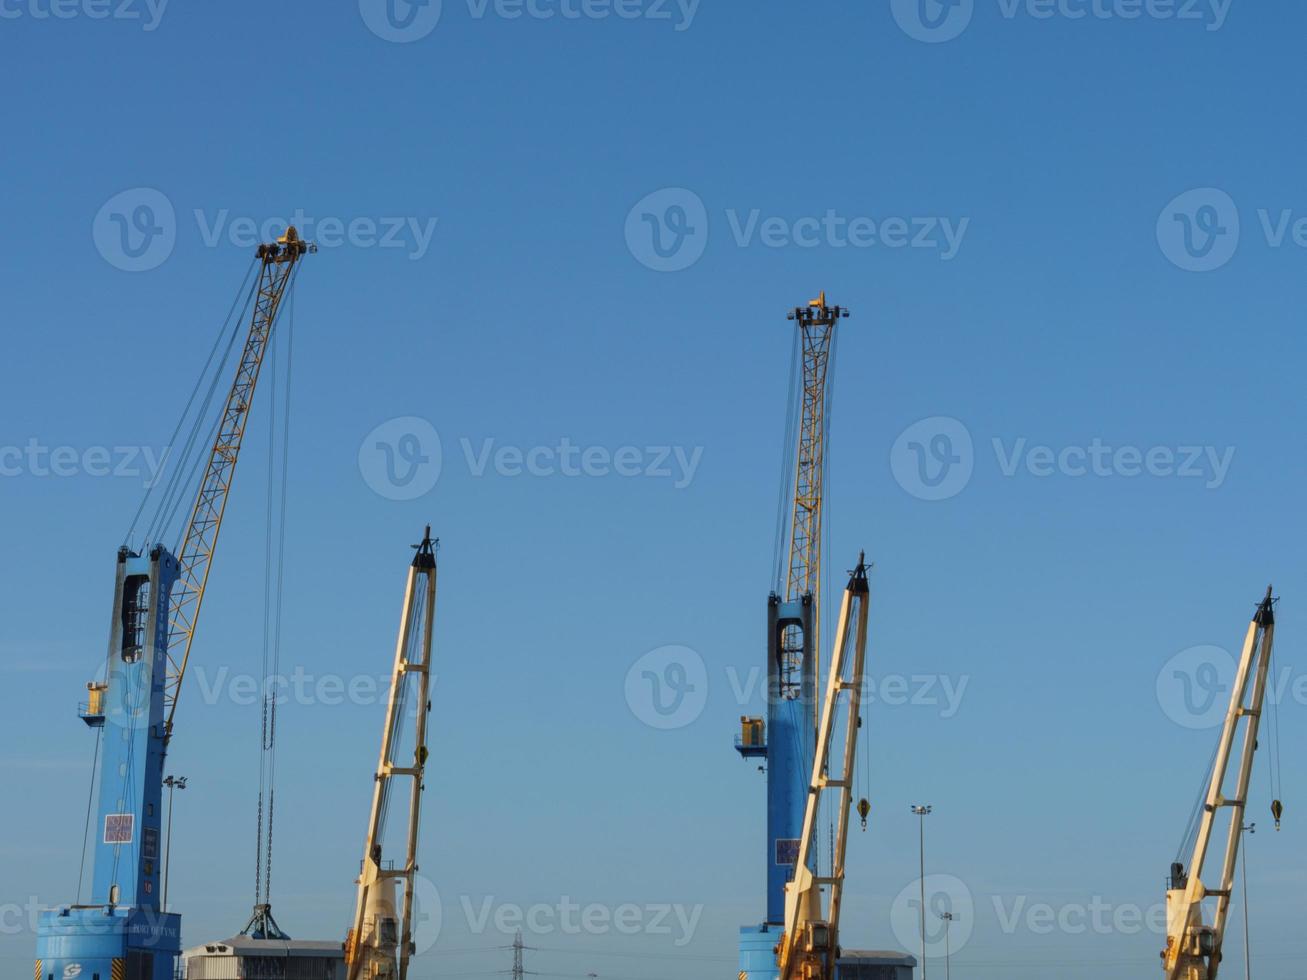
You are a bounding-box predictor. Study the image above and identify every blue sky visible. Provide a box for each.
[1,2,1305,978]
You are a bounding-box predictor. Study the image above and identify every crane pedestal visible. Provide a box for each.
[740,924,784,980]
[37,903,181,980]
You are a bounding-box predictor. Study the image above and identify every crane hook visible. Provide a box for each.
[857,798,871,831]
[1272,799,1284,831]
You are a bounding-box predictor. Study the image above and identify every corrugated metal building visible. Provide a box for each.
[836,950,918,980]
[182,936,344,980]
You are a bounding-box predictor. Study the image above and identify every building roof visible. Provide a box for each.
[839,950,919,967]
[184,936,345,959]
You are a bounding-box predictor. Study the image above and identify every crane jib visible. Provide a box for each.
[164,227,314,738]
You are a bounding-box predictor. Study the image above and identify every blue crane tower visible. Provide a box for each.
[35,228,311,980]
[736,294,849,980]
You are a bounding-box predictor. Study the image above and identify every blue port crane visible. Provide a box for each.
[736,293,857,980]
[35,228,312,980]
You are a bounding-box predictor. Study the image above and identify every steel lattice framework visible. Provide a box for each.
[163,229,312,736]
[780,294,849,700]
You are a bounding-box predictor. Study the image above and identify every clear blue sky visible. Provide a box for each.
[1,3,1304,979]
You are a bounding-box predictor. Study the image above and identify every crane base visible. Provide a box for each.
[739,923,782,980]
[36,905,180,980]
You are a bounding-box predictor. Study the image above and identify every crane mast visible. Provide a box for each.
[35,227,311,980]
[346,528,438,980]
[738,294,851,980]
[781,292,847,710]
[1163,587,1282,980]
[777,556,872,980]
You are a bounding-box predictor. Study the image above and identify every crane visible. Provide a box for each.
[345,527,438,980]
[35,227,311,980]
[736,293,854,980]
[776,555,872,980]
[1162,587,1284,980]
